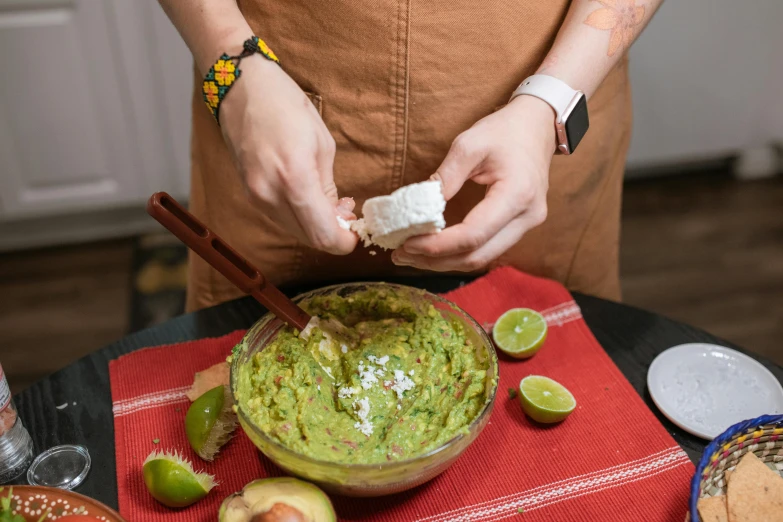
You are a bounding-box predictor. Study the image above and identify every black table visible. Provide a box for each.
[13,276,783,510]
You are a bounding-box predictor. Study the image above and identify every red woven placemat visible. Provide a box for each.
[110,267,693,521]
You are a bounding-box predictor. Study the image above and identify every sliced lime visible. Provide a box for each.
[518,375,576,423]
[142,450,216,508]
[492,308,547,358]
[185,385,237,461]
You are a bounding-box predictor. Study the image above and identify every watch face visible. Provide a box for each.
[565,95,589,153]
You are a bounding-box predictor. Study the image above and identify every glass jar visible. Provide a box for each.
[0,362,34,483]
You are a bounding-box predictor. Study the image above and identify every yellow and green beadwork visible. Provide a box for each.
[251,36,279,64]
[202,37,280,124]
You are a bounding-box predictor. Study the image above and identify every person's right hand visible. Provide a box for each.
[218,55,358,254]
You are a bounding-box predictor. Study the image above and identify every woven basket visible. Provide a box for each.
[689,414,783,521]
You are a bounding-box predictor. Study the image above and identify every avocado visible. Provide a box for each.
[218,477,336,522]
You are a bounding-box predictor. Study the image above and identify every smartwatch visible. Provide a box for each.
[509,74,589,155]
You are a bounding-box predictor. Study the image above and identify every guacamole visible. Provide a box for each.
[235,288,489,464]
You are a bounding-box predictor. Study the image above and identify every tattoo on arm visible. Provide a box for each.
[583,0,646,57]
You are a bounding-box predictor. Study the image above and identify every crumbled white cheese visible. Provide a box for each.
[352,180,446,250]
[318,338,333,356]
[351,219,372,247]
[55,403,68,410]
[359,362,379,390]
[390,370,415,400]
[409,369,414,376]
[299,316,320,340]
[383,380,393,387]
[397,404,402,410]
[368,355,389,372]
[317,385,321,391]
[367,355,377,363]
[341,344,348,354]
[338,386,357,399]
[353,397,373,436]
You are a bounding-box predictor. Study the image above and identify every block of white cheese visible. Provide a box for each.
[351,181,446,250]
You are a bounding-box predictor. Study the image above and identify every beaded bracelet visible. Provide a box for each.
[202,36,280,124]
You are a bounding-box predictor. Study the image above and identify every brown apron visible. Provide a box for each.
[186,0,632,312]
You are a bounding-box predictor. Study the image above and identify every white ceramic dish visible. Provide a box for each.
[647,343,783,440]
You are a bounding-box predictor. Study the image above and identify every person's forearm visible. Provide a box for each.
[158,0,252,74]
[536,0,664,98]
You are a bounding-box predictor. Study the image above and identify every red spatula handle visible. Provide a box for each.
[146,192,311,330]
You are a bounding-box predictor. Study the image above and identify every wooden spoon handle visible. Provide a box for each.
[146,192,311,330]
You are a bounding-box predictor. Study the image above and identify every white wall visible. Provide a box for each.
[626,0,783,168]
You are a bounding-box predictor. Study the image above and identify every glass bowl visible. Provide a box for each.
[229,282,499,497]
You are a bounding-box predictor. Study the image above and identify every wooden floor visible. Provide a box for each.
[0,174,781,393]
[620,173,782,367]
[0,239,134,393]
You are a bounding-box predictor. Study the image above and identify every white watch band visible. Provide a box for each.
[509,74,579,124]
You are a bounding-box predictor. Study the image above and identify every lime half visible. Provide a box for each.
[143,450,216,508]
[518,375,576,423]
[492,308,547,358]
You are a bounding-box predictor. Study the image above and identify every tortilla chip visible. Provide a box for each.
[726,452,783,522]
[186,361,230,401]
[697,495,728,522]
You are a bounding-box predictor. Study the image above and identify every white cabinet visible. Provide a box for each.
[0,0,144,218]
[0,0,192,249]
[109,0,192,201]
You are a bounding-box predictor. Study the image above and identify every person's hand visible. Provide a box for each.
[392,95,557,271]
[219,55,357,254]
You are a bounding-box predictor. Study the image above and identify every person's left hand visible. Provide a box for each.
[391,95,557,271]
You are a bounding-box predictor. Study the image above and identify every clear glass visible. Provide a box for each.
[0,367,34,484]
[230,283,499,497]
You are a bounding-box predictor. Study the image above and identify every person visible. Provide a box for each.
[158,0,663,312]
